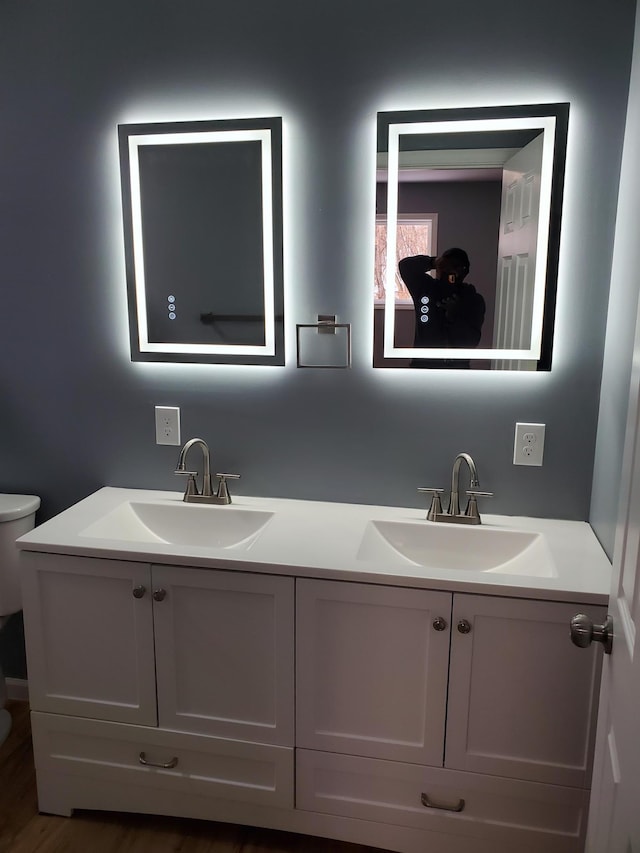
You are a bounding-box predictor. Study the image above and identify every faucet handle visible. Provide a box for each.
[464,489,493,522]
[175,470,199,498]
[418,487,445,521]
[215,473,241,504]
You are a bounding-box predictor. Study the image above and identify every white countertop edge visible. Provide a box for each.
[16,486,612,606]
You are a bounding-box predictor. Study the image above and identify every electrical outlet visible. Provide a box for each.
[155,406,181,446]
[513,422,545,466]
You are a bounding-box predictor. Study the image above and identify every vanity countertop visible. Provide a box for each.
[16,487,612,605]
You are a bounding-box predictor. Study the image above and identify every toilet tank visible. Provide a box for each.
[0,495,40,617]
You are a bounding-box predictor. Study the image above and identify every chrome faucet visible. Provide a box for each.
[174,437,240,505]
[448,452,479,516]
[418,452,493,525]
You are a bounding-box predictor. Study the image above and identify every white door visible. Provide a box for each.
[493,134,543,370]
[584,318,640,849]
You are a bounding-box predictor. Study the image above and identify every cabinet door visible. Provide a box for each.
[152,566,294,745]
[296,578,452,765]
[21,552,157,725]
[445,594,606,787]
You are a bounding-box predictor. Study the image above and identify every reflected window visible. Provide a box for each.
[374,213,438,304]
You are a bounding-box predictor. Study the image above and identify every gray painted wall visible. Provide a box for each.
[0,0,637,676]
[591,5,640,558]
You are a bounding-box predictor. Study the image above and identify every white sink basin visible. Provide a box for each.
[79,500,274,549]
[357,519,557,577]
[16,487,611,599]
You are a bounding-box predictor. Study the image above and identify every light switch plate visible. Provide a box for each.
[155,406,181,446]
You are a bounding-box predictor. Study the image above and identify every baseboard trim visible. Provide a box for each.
[6,678,29,702]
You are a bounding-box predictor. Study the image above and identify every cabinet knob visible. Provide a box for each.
[432,617,447,632]
[132,585,146,599]
[570,613,613,655]
[457,619,472,634]
[152,589,167,602]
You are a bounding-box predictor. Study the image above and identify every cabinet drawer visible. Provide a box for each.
[31,712,293,809]
[296,749,588,853]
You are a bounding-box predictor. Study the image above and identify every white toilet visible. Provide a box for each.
[0,493,40,746]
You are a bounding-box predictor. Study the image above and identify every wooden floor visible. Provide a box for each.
[0,702,384,853]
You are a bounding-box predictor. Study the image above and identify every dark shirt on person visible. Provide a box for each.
[398,255,485,368]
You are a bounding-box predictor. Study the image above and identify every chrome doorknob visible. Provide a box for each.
[570,613,613,655]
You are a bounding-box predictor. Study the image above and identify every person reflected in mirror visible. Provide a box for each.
[399,248,485,368]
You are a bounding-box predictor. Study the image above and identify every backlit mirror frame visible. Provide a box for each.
[118,117,284,365]
[375,103,569,370]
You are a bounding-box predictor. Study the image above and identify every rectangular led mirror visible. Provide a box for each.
[119,117,284,365]
[373,103,569,370]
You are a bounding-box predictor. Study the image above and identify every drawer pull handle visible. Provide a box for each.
[152,589,167,602]
[421,792,465,812]
[138,751,178,769]
[132,585,146,599]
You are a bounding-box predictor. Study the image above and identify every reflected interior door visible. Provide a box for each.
[493,134,542,370]
[585,302,640,851]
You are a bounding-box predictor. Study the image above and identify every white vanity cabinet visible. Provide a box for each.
[21,552,295,812]
[296,578,605,852]
[20,549,606,853]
